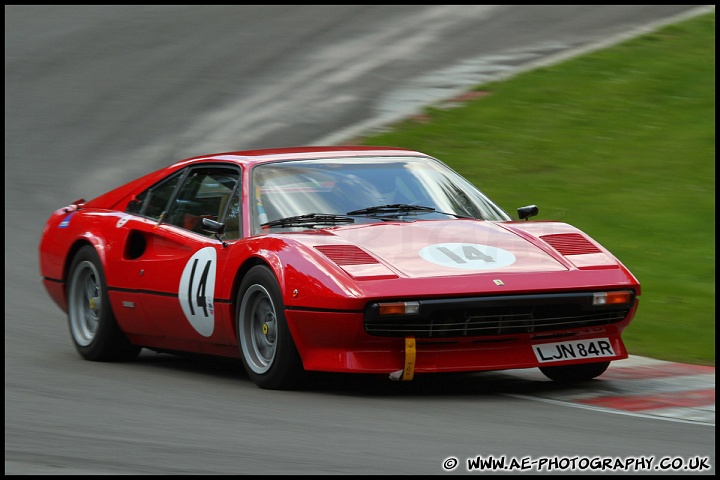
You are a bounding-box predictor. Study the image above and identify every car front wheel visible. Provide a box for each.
[539,361,610,382]
[67,245,140,361]
[236,265,305,390]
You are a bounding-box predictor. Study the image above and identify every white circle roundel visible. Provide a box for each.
[178,247,217,337]
[419,243,516,270]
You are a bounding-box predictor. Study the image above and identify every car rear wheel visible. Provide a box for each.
[236,265,305,390]
[67,245,140,361]
[539,361,610,382]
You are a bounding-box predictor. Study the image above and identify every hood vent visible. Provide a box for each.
[540,233,601,256]
[315,245,379,265]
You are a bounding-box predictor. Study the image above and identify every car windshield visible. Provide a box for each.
[250,155,511,234]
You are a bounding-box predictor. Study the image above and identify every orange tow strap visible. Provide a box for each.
[402,337,416,381]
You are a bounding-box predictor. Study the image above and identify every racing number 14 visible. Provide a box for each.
[187,259,211,317]
[178,246,217,337]
[437,246,494,264]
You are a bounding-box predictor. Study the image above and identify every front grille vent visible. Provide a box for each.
[364,292,631,338]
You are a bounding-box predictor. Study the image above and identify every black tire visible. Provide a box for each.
[236,265,306,390]
[539,361,610,382]
[66,245,141,361]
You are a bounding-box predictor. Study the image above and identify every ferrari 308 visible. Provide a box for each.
[39,146,641,389]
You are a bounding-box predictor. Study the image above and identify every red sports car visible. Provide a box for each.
[39,146,641,389]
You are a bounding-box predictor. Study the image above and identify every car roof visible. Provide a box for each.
[170,145,429,169]
[82,146,433,211]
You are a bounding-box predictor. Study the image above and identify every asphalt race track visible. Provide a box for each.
[5,5,715,475]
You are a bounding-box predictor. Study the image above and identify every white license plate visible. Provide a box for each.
[533,338,615,363]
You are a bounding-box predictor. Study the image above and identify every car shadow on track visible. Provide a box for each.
[304,370,605,398]
[130,349,606,397]
[131,349,250,381]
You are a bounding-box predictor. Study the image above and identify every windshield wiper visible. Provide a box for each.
[346,204,435,216]
[346,204,476,219]
[262,213,355,228]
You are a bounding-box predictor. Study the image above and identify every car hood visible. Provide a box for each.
[290,219,622,280]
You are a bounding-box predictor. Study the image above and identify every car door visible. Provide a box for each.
[126,164,242,348]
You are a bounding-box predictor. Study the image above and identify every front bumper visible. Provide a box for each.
[285,298,636,375]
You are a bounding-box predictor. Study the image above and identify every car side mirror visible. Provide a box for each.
[517,205,538,220]
[202,217,228,247]
[202,217,226,234]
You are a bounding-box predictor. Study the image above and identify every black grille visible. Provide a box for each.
[364,292,632,338]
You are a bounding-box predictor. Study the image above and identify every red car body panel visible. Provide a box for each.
[39,146,641,378]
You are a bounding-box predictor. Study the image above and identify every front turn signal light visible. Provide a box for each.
[593,290,633,306]
[378,301,420,315]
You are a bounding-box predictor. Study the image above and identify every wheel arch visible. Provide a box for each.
[228,256,277,340]
[58,238,106,308]
[63,235,109,277]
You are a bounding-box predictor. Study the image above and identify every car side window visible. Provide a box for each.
[165,167,240,236]
[126,171,183,221]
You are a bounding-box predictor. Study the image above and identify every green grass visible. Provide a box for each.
[356,13,715,365]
